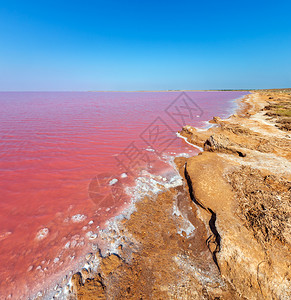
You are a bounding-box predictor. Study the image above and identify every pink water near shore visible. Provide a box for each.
[0,91,248,298]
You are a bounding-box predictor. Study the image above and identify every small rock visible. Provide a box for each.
[85,253,93,260]
[81,268,90,282]
[53,290,61,298]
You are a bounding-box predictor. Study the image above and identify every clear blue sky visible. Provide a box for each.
[0,0,291,91]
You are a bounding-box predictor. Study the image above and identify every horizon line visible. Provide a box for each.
[0,88,290,92]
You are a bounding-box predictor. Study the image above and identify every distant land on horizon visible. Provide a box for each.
[88,88,291,92]
[0,88,290,93]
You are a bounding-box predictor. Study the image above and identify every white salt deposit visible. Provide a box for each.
[145,148,155,152]
[89,234,97,240]
[53,257,60,264]
[35,228,49,240]
[177,222,196,238]
[86,231,98,240]
[27,265,33,272]
[109,178,118,185]
[71,214,87,223]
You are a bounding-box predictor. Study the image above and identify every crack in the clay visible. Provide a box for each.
[184,162,221,272]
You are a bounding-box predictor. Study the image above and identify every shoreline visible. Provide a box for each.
[0,90,246,299]
[179,91,291,298]
[41,91,290,299]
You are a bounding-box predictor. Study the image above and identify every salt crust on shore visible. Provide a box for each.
[35,152,188,299]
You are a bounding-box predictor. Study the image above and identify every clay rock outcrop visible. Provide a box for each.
[203,134,246,157]
[185,152,291,299]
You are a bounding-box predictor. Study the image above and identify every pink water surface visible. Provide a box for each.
[0,91,248,298]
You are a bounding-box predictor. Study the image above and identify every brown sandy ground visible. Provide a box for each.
[67,91,291,299]
[68,181,236,299]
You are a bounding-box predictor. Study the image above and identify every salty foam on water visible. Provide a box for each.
[176,132,204,152]
[91,167,185,258]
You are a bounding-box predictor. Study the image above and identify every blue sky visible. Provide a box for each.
[0,0,291,91]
